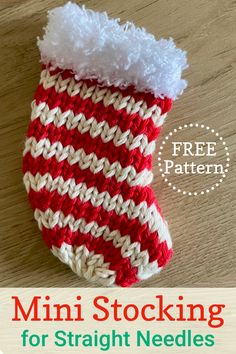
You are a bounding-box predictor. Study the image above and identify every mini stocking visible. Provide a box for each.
[23,3,187,287]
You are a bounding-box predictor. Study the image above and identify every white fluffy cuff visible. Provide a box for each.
[38,2,188,100]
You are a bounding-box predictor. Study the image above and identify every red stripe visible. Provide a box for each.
[28,187,172,265]
[23,153,157,209]
[34,83,163,145]
[41,65,173,114]
[27,118,153,172]
[35,82,163,144]
[42,226,138,287]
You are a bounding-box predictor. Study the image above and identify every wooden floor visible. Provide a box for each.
[0,0,235,287]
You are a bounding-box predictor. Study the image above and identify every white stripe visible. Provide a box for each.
[35,208,161,280]
[40,69,167,127]
[24,172,172,249]
[23,137,153,187]
[51,243,116,286]
[31,100,156,157]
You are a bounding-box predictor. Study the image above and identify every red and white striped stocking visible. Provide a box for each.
[22,3,187,287]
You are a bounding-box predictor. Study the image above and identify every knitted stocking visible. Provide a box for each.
[22,3,187,287]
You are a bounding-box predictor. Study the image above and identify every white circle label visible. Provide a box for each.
[158,123,230,196]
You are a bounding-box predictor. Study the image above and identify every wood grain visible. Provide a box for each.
[0,0,235,287]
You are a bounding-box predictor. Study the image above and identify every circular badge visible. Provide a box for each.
[158,123,230,196]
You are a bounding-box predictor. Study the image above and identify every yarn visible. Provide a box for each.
[22,3,188,287]
[38,2,188,100]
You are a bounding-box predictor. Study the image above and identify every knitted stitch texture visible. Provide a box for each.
[22,3,187,287]
[23,67,175,286]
